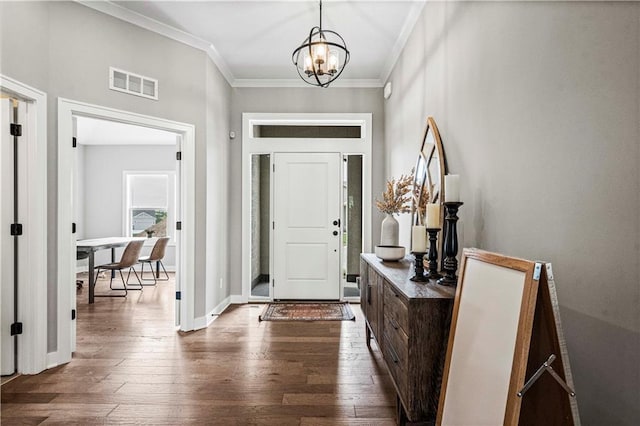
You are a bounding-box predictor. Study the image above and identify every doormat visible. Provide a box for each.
[259,302,356,322]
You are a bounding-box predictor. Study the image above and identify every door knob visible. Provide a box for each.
[333,219,340,227]
[333,231,339,236]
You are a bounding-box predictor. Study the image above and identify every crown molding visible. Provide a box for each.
[232,78,384,88]
[379,0,426,85]
[77,0,403,89]
[76,0,235,85]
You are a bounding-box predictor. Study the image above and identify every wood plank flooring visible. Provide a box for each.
[1,273,397,425]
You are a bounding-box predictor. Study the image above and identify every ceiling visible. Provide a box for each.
[79,0,426,88]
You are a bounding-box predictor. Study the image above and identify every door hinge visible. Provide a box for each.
[10,322,23,336]
[175,291,181,300]
[272,279,275,287]
[272,221,275,230]
[10,123,22,137]
[176,151,182,161]
[72,222,76,234]
[71,309,76,320]
[72,137,77,148]
[534,263,542,280]
[176,221,182,230]
[10,223,23,236]
[272,163,275,172]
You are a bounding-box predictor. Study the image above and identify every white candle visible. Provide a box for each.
[444,174,460,202]
[412,225,427,253]
[426,203,440,228]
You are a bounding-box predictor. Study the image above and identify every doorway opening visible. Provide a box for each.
[242,113,372,303]
[57,98,196,368]
[73,116,179,332]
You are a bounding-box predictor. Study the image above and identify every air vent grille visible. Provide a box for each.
[109,67,158,100]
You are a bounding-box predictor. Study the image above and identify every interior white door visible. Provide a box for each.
[273,152,341,300]
[1,97,27,375]
[1,97,14,375]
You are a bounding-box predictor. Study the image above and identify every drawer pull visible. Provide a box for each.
[367,284,372,304]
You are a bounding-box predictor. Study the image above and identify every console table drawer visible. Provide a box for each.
[383,315,409,366]
[383,281,409,334]
[382,334,408,400]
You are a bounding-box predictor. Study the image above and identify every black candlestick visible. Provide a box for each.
[438,202,463,286]
[409,252,428,282]
[425,228,441,279]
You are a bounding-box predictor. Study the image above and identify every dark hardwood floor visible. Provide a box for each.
[1,273,396,425]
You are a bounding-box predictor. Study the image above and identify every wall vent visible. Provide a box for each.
[109,67,158,100]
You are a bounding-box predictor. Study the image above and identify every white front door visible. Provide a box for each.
[273,152,341,300]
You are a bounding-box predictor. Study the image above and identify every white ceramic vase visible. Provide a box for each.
[380,213,400,246]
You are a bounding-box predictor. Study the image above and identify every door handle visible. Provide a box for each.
[333,219,340,227]
[333,230,339,236]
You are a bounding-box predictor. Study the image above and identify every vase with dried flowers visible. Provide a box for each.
[375,171,413,247]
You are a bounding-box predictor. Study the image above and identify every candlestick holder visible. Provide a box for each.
[438,202,463,286]
[425,228,441,279]
[409,252,428,282]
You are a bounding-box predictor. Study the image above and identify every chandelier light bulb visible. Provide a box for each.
[328,50,339,74]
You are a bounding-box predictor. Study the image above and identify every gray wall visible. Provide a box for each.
[384,2,639,424]
[0,1,232,349]
[80,145,177,268]
[205,59,232,315]
[229,87,385,297]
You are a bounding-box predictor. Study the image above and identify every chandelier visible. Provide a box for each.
[292,0,350,88]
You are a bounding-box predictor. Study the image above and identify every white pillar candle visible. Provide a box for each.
[444,174,460,202]
[412,225,427,253]
[426,203,440,228]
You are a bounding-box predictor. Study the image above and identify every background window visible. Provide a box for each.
[124,172,175,239]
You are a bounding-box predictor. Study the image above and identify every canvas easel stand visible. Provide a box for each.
[436,248,580,426]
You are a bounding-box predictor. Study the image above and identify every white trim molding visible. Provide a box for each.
[232,79,383,88]
[57,98,197,366]
[379,0,426,84]
[77,0,235,85]
[241,113,373,304]
[193,295,232,330]
[0,75,48,375]
[77,0,419,89]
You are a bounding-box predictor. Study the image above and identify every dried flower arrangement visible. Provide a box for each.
[413,182,434,225]
[375,171,414,215]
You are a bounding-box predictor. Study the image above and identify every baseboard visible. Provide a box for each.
[212,296,231,315]
[193,296,231,330]
[230,295,245,304]
[45,351,69,370]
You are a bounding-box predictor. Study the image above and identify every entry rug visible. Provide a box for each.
[259,302,356,322]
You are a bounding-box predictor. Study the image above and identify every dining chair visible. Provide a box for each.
[138,236,170,285]
[94,239,145,297]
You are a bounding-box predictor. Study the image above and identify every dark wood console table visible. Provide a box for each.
[360,253,455,424]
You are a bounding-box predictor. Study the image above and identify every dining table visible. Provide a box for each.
[76,237,146,304]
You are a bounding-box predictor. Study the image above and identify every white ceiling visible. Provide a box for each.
[80,1,425,87]
[76,116,178,145]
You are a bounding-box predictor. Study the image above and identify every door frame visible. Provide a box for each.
[0,75,48,374]
[241,113,372,302]
[56,98,196,367]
